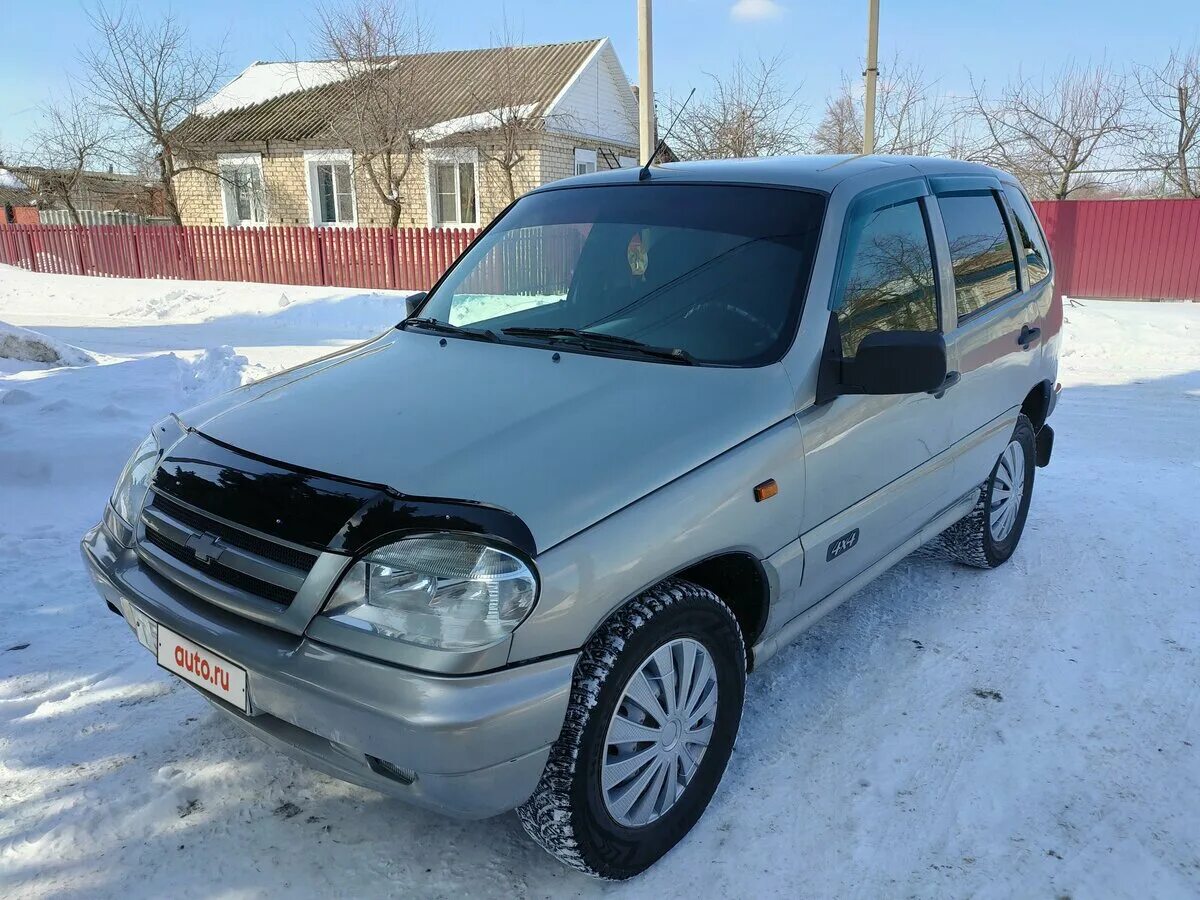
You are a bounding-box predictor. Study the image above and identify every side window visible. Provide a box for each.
[1002,185,1050,285]
[835,199,939,358]
[938,192,1019,318]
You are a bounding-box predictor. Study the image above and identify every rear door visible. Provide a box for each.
[1001,182,1058,381]
[931,176,1042,495]
[798,178,957,603]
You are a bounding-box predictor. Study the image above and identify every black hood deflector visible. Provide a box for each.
[151,430,537,558]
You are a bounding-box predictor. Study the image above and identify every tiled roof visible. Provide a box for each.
[174,39,603,146]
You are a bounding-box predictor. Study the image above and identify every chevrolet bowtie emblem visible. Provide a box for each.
[187,532,224,564]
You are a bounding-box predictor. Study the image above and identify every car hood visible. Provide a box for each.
[180,329,796,552]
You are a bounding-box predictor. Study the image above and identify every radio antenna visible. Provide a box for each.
[639,87,694,181]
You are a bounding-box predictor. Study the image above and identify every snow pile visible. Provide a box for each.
[0,320,96,368]
[186,345,250,395]
[0,347,248,497]
[0,264,418,323]
[246,291,416,333]
[117,286,227,320]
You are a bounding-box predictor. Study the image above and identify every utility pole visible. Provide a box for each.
[862,0,880,155]
[637,0,656,165]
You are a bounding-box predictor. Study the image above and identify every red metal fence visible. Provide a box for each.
[0,223,479,292]
[1032,199,1200,301]
[2,201,1200,300]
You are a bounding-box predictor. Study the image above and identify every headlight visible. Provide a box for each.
[109,431,161,526]
[322,534,538,651]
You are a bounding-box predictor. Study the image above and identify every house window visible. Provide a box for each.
[618,155,637,168]
[427,151,478,227]
[304,151,356,226]
[574,148,598,176]
[218,154,265,226]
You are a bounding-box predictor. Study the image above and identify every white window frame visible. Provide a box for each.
[425,147,480,228]
[218,152,267,226]
[574,147,598,176]
[304,149,357,227]
[617,155,637,169]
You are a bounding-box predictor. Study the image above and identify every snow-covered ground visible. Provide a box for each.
[1,267,1197,898]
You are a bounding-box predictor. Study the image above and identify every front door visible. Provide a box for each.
[798,179,957,605]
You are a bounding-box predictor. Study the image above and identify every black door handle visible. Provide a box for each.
[929,370,960,397]
[1018,325,1041,348]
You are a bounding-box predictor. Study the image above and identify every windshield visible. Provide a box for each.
[412,183,825,366]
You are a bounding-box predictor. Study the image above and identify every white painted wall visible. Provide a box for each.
[546,40,639,146]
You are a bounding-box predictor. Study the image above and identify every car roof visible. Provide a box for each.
[533,154,1015,195]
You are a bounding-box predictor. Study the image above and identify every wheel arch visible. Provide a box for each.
[673,552,771,651]
[1021,380,1054,431]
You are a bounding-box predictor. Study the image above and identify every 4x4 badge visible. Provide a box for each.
[827,528,860,562]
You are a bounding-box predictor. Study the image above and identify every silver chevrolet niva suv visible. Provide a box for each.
[83,155,1060,878]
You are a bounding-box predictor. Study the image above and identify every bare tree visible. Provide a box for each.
[81,3,226,225]
[1134,46,1200,197]
[811,57,955,156]
[461,24,547,206]
[811,91,860,154]
[314,0,430,228]
[967,61,1138,199]
[665,55,807,159]
[20,87,118,224]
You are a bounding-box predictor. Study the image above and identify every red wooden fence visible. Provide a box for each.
[0,223,479,292]
[1032,199,1200,301]
[3,202,1199,300]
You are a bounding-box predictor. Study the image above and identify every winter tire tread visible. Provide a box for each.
[516,578,745,879]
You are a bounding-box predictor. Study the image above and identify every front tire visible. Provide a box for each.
[517,579,746,879]
[932,413,1037,568]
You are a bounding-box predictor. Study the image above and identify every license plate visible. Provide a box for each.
[157,624,249,713]
[121,598,159,653]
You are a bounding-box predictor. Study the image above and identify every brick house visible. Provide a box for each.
[171,38,641,230]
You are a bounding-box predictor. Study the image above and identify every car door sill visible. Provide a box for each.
[750,487,981,670]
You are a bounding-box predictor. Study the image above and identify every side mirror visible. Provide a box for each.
[837,330,948,396]
[404,292,427,318]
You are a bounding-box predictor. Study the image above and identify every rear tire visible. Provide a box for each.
[930,414,1036,569]
[517,579,745,879]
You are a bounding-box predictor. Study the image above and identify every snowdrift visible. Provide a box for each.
[0,320,96,367]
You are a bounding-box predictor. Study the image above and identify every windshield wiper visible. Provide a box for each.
[403,317,499,342]
[500,326,694,365]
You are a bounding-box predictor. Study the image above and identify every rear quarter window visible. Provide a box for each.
[1002,185,1051,285]
[937,192,1019,319]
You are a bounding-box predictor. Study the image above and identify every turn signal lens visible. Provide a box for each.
[754,479,778,502]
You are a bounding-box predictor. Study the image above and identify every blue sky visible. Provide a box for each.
[2,0,1197,154]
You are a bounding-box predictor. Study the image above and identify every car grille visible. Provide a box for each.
[143,526,298,606]
[149,493,318,571]
[137,489,318,612]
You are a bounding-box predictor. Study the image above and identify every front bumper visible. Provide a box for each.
[81,522,573,819]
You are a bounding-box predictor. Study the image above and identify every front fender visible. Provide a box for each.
[508,417,805,663]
